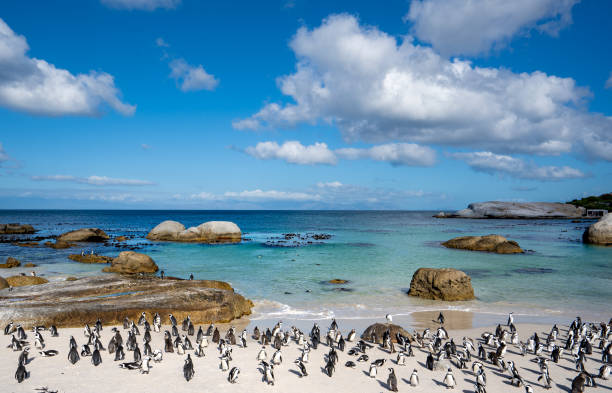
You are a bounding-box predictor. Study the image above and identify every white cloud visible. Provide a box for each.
[101,0,181,11]
[155,37,170,47]
[245,141,337,165]
[317,181,343,188]
[234,14,612,161]
[450,151,586,180]
[31,175,154,186]
[141,143,152,150]
[0,143,8,165]
[0,18,134,117]
[606,72,612,89]
[169,59,218,92]
[336,143,436,166]
[224,189,321,201]
[406,0,579,57]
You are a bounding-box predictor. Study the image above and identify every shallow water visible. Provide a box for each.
[1,210,610,322]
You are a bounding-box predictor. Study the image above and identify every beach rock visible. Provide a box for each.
[408,268,475,301]
[442,235,523,254]
[68,254,113,264]
[102,251,158,274]
[0,223,36,234]
[361,323,414,344]
[146,220,241,243]
[0,276,8,289]
[583,213,612,246]
[0,275,252,328]
[66,277,78,281]
[45,240,75,249]
[439,201,585,219]
[328,279,349,284]
[115,236,127,242]
[13,241,39,248]
[0,257,21,268]
[24,263,37,267]
[57,228,109,243]
[6,276,49,287]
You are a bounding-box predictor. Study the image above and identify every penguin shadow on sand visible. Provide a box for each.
[361,370,370,377]
[432,379,447,387]
[257,365,266,383]
[377,379,391,390]
[288,369,302,377]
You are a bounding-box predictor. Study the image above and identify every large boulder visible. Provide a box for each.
[102,251,158,274]
[0,257,21,268]
[0,275,252,328]
[0,223,36,234]
[583,213,612,246]
[68,254,113,264]
[57,228,109,242]
[6,276,49,287]
[408,268,475,301]
[442,235,523,254]
[147,220,241,243]
[361,323,414,344]
[438,202,585,219]
[0,276,8,290]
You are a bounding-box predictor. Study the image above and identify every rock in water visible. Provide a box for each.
[583,213,612,246]
[361,323,413,343]
[0,257,21,268]
[439,201,585,219]
[407,268,475,301]
[0,275,252,328]
[6,276,49,287]
[45,240,74,249]
[147,220,241,243]
[68,254,114,264]
[102,251,158,274]
[0,276,8,290]
[442,235,523,254]
[0,223,36,234]
[57,228,109,242]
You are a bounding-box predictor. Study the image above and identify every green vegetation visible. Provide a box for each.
[568,193,612,211]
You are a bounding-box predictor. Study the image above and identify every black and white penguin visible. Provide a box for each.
[92,348,102,366]
[81,344,92,357]
[212,328,220,343]
[507,312,514,326]
[164,331,174,353]
[438,312,445,325]
[169,314,177,326]
[443,368,456,389]
[357,354,369,362]
[325,359,335,377]
[143,340,152,356]
[599,364,610,380]
[228,366,240,383]
[410,368,419,386]
[39,350,59,357]
[15,362,28,383]
[115,344,126,361]
[183,354,195,381]
[396,352,406,366]
[68,345,80,364]
[141,356,152,374]
[368,363,377,378]
[152,349,163,363]
[426,352,434,370]
[18,348,29,366]
[50,325,59,337]
[182,316,190,331]
[95,318,103,332]
[261,361,275,385]
[257,346,267,361]
[347,329,356,342]
[138,312,147,326]
[153,313,161,332]
[220,355,230,371]
[345,360,356,368]
[4,321,15,335]
[134,343,142,362]
[206,324,215,336]
[272,349,283,365]
[295,359,308,376]
[387,368,398,392]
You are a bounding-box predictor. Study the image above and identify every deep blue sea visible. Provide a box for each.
[1,210,610,322]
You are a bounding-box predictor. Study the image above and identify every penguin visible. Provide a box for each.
[177,343,185,355]
[369,363,377,378]
[345,361,356,368]
[169,313,177,326]
[253,326,261,340]
[143,340,152,356]
[68,345,80,364]
[257,346,267,361]
[338,336,345,351]
[115,344,125,361]
[134,343,142,362]
[438,312,445,325]
[228,366,240,383]
[301,347,309,363]
[325,359,335,377]
[188,322,195,336]
[182,316,190,331]
[141,356,151,374]
[347,329,356,342]
[50,325,59,337]
[95,318,103,332]
[396,352,406,366]
[81,344,92,357]
[443,368,456,389]
[220,355,230,371]
[426,352,434,370]
[39,350,59,357]
[357,354,369,362]
[4,321,15,335]
[496,341,507,358]
[206,324,215,336]
[153,313,161,332]
[524,385,534,393]
[171,325,179,338]
[262,361,275,385]
[537,364,552,389]
[410,368,419,386]
[92,348,102,366]
[138,312,147,325]
[183,335,193,350]
[15,362,28,383]
[164,331,174,353]
[18,348,29,366]
[387,368,398,392]
[212,328,220,343]
[598,364,610,380]
[183,354,195,381]
[152,349,163,363]
[476,368,487,387]
[272,349,283,365]
[295,359,308,377]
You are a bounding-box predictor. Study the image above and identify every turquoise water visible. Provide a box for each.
[0,210,610,322]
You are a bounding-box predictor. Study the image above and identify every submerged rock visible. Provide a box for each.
[147,220,241,243]
[13,241,39,248]
[102,251,158,274]
[407,268,475,301]
[0,223,36,234]
[361,323,413,343]
[44,240,75,249]
[0,257,21,268]
[442,234,523,254]
[438,202,585,219]
[68,254,113,264]
[583,213,612,246]
[5,276,49,287]
[0,275,252,328]
[57,228,109,243]
[328,279,349,284]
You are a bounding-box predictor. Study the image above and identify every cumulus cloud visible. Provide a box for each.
[245,141,337,165]
[606,72,612,89]
[450,151,586,180]
[406,0,579,57]
[190,189,321,202]
[31,175,154,186]
[155,37,170,48]
[234,14,612,161]
[169,59,218,92]
[317,181,343,188]
[0,18,134,117]
[101,0,181,11]
[336,143,436,166]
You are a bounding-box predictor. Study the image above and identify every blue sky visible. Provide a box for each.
[0,0,610,209]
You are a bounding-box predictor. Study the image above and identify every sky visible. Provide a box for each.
[0,0,610,210]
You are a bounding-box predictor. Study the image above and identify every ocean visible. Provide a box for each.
[1,210,610,324]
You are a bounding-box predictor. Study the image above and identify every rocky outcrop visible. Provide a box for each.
[115,236,127,242]
[0,223,36,234]
[361,323,413,344]
[0,257,21,268]
[0,275,252,328]
[408,268,475,301]
[5,276,49,287]
[68,254,113,264]
[583,213,612,246]
[0,277,8,289]
[44,240,75,249]
[436,202,585,219]
[328,279,349,284]
[442,235,523,254]
[102,251,158,274]
[146,220,241,243]
[57,228,109,242]
[13,242,39,248]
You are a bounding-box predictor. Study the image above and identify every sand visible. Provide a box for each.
[0,315,610,393]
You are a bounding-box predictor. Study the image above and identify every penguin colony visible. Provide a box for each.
[3,312,611,392]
